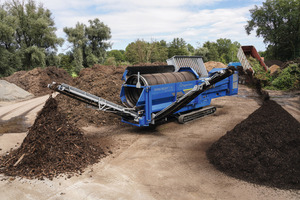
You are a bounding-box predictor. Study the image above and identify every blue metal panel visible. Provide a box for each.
[122,70,129,81]
[152,102,172,113]
[120,85,126,103]
[228,71,239,95]
[145,86,152,124]
[208,68,225,74]
[122,119,143,127]
[228,62,242,68]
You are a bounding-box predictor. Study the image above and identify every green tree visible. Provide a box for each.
[104,56,117,66]
[216,38,240,63]
[125,39,169,64]
[125,39,152,64]
[197,39,240,63]
[203,41,219,61]
[187,44,195,56]
[58,52,73,74]
[168,38,188,57]
[107,50,125,62]
[64,18,111,70]
[46,51,60,66]
[194,47,209,62]
[150,40,168,62]
[0,47,22,77]
[245,0,300,60]
[0,0,63,75]
[85,18,112,64]
[63,22,85,71]
[0,5,16,50]
[4,0,63,70]
[0,5,20,76]
[125,39,148,64]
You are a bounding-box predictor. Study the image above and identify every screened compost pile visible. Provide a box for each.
[207,100,300,189]
[0,96,104,180]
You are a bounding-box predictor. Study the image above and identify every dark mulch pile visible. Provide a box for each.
[207,100,300,190]
[0,96,104,180]
[281,58,300,69]
[264,60,283,68]
[3,66,73,96]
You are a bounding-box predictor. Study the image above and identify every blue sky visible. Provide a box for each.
[34,0,265,52]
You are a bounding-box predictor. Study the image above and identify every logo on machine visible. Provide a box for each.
[179,83,193,88]
[154,86,173,92]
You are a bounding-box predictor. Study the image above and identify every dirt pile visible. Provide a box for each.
[0,96,104,180]
[204,61,227,72]
[264,60,283,68]
[281,58,300,69]
[56,65,126,127]
[269,64,280,75]
[0,80,33,101]
[207,100,300,189]
[4,67,73,96]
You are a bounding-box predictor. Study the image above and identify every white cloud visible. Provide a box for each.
[39,0,224,10]
[36,0,265,51]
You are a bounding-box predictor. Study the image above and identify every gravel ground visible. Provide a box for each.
[0,85,299,200]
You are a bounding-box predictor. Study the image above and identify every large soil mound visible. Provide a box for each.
[56,65,126,127]
[4,66,73,96]
[269,64,280,75]
[204,61,227,72]
[264,60,283,68]
[0,96,104,180]
[207,100,300,190]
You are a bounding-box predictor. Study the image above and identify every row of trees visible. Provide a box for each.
[59,36,240,74]
[0,0,112,76]
[1,0,299,77]
[103,38,240,67]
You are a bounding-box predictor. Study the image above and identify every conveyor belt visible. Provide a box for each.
[153,68,234,122]
[48,83,139,119]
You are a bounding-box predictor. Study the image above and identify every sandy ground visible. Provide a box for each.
[0,85,299,200]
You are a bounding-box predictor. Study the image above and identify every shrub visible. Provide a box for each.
[271,64,300,90]
[248,56,272,87]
